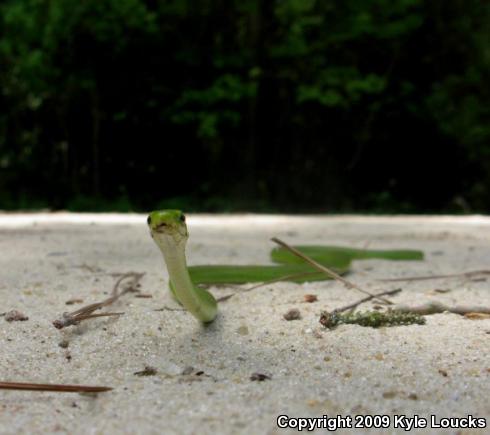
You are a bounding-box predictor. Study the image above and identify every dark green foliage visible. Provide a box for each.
[0,0,488,211]
[320,310,426,329]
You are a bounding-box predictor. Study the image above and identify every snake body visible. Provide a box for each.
[148,210,423,323]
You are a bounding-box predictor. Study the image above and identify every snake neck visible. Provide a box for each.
[163,246,194,291]
[154,234,202,310]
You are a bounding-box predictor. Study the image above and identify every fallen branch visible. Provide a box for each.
[0,381,111,393]
[271,237,392,305]
[392,302,490,316]
[378,269,490,283]
[53,272,144,329]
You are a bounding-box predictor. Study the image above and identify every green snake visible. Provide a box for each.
[148,210,218,322]
[148,210,423,323]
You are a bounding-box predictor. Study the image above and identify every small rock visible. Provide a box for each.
[303,294,318,303]
[58,340,69,349]
[250,372,271,382]
[181,366,194,375]
[312,329,323,339]
[433,288,451,293]
[65,299,84,305]
[236,325,249,335]
[5,310,28,322]
[134,366,157,376]
[283,308,301,321]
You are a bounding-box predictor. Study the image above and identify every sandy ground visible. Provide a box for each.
[0,213,489,435]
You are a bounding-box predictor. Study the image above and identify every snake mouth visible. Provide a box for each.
[152,223,188,242]
[154,222,168,232]
[146,216,168,234]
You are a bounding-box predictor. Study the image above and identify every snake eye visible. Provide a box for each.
[147,216,151,225]
[180,214,186,222]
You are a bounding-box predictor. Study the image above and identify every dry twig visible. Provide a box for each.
[53,272,144,329]
[217,271,321,302]
[271,237,392,304]
[378,269,490,283]
[332,288,402,313]
[392,302,490,316]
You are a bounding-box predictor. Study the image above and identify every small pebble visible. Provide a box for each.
[134,366,158,376]
[236,325,249,335]
[58,340,69,349]
[303,294,318,303]
[181,366,194,375]
[5,310,29,322]
[250,372,271,382]
[283,308,301,321]
[65,299,84,305]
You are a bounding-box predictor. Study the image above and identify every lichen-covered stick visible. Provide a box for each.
[148,210,218,323]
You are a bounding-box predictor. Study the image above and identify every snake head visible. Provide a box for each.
[147,210,188,244]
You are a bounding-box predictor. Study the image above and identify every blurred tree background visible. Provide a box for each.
[0,0,489,212]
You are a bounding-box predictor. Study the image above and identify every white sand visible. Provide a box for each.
[0,214,488,434]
